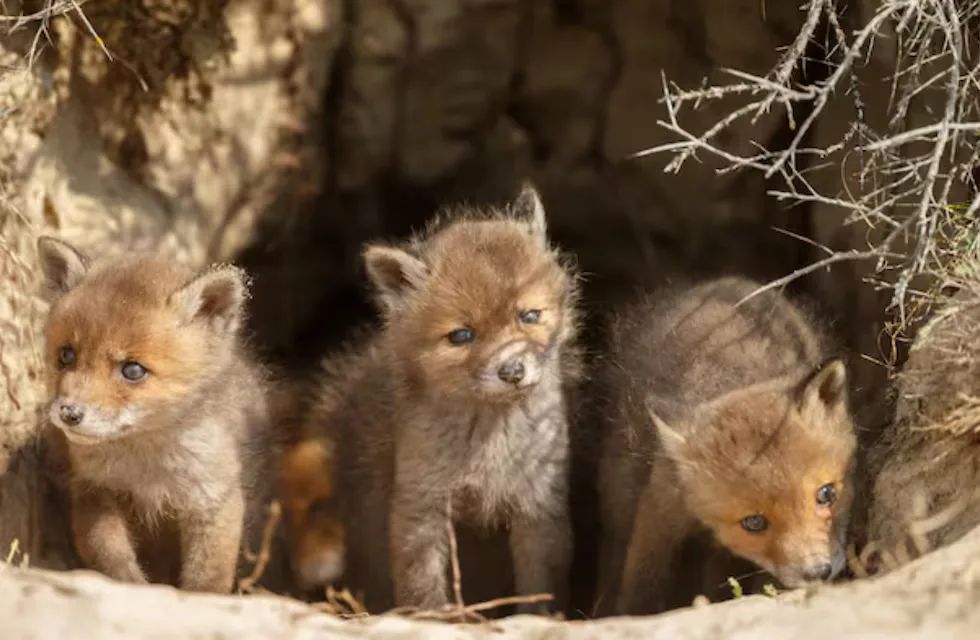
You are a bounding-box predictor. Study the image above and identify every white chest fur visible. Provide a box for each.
[457,393,568,521]
[71,421,238,518]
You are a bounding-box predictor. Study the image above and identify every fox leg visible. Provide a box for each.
[70,486,147,584]
[509,505,572,616]
[179,490,245,593]
[594,518,632,616]
[594,452,644,617]
[617,479,691,616]
[390,486,451,609]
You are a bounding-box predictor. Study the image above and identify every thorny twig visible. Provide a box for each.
[1,0,110,73]
[633,0,980,331]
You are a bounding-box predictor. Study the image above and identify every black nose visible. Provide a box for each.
[59,403,85,426]
[801,561,833,582]
[497,358,526,384]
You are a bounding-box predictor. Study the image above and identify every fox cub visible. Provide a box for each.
[278,434,346,595]
[272,376,347,597]
[309,184,581,614]
[36,237,278,594]
[595,276,857,615]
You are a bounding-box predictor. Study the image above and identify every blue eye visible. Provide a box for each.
[58,346,76,367]
[447,328,475,346]
[120,361,148,382]
[740,513,769,534]
[816,483,838,506]
[519,309,542,324]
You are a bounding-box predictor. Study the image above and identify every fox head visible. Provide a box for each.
[654,359,857,588]
[279,437,345,591]
[36,236,249,445]
[363,183,578,402]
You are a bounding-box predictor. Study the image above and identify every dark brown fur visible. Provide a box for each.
[36,237,279,594]
[307,184,582,614]
[594,277,857,616]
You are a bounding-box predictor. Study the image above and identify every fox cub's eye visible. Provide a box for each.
[816,483,838,507]
[519,309,542,325]
[120,361,148,382]
[740,513,769,534]
[447,328,475,346]
[57,346,76,368]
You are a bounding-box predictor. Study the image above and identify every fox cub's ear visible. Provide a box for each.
[512,182,548,249]
[363,244,428,313]
[170,265,248,333]
[647,400,687,461]
[798,357,848,419]
[36,236,90,300]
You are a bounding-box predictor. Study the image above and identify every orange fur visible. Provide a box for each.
[279,438,345,591]
[36,237,278,594]
[377,214,576,404]
[309,184,582,614]
[595,277,857,616]
[676,383,855,581]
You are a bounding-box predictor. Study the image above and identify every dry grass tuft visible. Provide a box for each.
[0,183,47,471]
[864,263,980,572]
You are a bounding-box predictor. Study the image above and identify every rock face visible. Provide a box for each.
[0,0,338,569]
[0,0,901,458]
[3,519,980,638]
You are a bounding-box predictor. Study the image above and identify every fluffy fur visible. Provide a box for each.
[276,411,347,594]
[306,184,582,614]
[36,236,278,593]
[594,276,857,615]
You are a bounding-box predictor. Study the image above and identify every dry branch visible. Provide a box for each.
[634,0,980,330]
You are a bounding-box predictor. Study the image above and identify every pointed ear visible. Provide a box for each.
[798,358,848,418]
[169,265,248,333]
[36,236,90,299]
[363,244,428,312]
[512,182,548,249]
[647,401,686,461]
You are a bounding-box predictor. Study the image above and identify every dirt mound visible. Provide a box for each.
[3,516,980,638]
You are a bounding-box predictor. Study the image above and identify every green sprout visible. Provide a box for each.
[727,576,744,599]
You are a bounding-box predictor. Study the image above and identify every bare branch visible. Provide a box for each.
[629,0,980,331]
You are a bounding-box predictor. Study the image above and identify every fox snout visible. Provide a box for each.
[497,358,526,384]
[48,397,134,443]
[58,402,85,426]
[774,542,846,587]
[798,559,833,582]
[775,556,836,587]
[50,397,88,432]
[479,341,542,395]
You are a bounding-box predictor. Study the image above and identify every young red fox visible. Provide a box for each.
[278,436,346,593]
[310,184,582,614]
[595,276,857,615]
[36,236,278,594]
